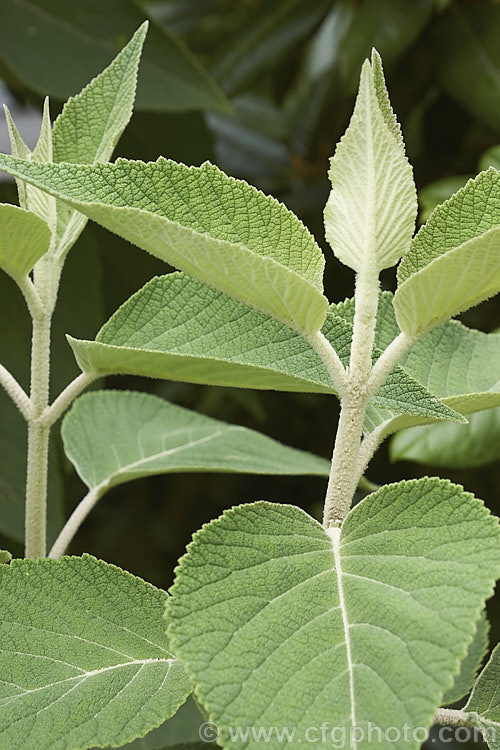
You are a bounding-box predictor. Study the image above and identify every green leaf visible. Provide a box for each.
[67,272,461,428]
[390,409,500,469]
[0,554,191,750]
[50,22,147,259]
[62,390,330,495]
[395,169,500,335]
[479,146,500,172]
[419,176,471,223]
[0,204,50,281]
[324,51,417,273]
[0,0,229,114]
[442,612,489,706]
[0,549,12,563]
[0,156,328,334]
[465,644,500,747]
[3,105,30,208]
[167,478,500,750]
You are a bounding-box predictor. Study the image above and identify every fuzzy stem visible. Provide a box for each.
[42,372,97,428]
[48,487,102,559]
[25,310,51,559]
[0,363,30,419]
[433,708,470,727]
[309,330,348,398]
[367,331,414,396]
[322,266,379,527]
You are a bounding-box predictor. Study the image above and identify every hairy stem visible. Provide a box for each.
[309,330,348,398]
[25,310,51,558]
[322,267,379,527]
[42,372,97,428]
[49,486,102,559]
[367,330,414,396]
[0,363,30,419]
[433,708,470,727]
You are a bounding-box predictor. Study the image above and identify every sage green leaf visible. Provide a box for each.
[0,204,50,281]
[25,98,57,235]
[390,409,500,469]
[0,554,191,750]
[62,390,330,495]
[51,22,147,259]
[395,169,500,335]
[67,273,460,426]
[0,549,11,563]
[167,478,500,750]
[324,52,417,273]
[442,612,489,706]
[465,644,500,747]
[109,698,206,750]
[0,156,328,334]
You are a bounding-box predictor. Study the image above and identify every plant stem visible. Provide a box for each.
[322,266,379,527]
[49,486,102,559]
[41,372,97,428]
[309,330,348,397]
[0,363,30,419]
[433,708,469,727]
[25,310,51,559]
[367,331,414,396]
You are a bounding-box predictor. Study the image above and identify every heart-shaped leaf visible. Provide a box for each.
[167,478,500,750]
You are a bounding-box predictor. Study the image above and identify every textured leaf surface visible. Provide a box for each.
[0,204,50,280]
[0,555,191,750]
[465,644,500,747]
[68,273,459,426]
[62,390,330,494]
[324,53,417,272]
[0,156,328,334]
[395,169,500,334]
[442,612,489,706]
[50,22,147,258]
[168,479,500,750]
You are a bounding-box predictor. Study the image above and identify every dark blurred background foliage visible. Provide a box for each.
[0,2,499,744]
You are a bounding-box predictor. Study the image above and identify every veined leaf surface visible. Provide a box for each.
[51,22,147,258]
[167,479,500,750]
[68,273,460,426]
[0,204,50,281]
[324,52,417,272]
[0,555,191,750]
[0,156,328,334]
[395,169,500,335]
[62,390,330,495]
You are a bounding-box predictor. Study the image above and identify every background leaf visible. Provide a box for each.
[442,612,489,707]
[465,644,500,748]
[0,0,229,113]
[0,554,191,750]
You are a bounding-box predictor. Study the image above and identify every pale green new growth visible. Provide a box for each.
[442,612,489,706]
[465,644,500,747]
[0,155,328,334]
[0,204,50,280]
[62,390,329,491]
[324,53,417,273]
[0,549,12,563]
[168,479,500,750]
[51,22,148,259]
[67,273,461,428]
[395,169,500,335]
[0,555,191,750]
